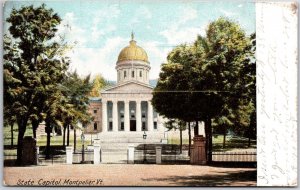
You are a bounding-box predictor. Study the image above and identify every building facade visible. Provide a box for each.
[85,97,102,133]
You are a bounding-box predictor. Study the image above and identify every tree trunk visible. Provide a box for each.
[45,121,51,159]
[31,120,39,139]
[73,126,76,153]
[223,127,226,149]
[204,117,212,163]
[16,119,27,165]
[67,125,70,146]
[188,122,191,156]
[179,127,182,154]
[194,121,199,136]
[63,124,67,147]
[10,123,14,148]
[248,137,251,147]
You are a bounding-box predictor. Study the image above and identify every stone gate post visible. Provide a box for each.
[66,146,73,164]
[128,145,135,164]
[190,135,207,165]
[94,145,101,164]
[155,146,162,164]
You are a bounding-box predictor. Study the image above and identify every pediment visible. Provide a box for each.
[102,81,153,93]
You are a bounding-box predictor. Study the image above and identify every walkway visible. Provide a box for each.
[4,164,256,186]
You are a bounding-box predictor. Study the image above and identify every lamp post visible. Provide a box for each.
[81,131,85,163]
[143,131,147,163]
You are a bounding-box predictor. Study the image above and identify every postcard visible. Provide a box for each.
[2,0,297,187]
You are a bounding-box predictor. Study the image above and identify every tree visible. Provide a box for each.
[3,105,16,148]
[89,74,111,97]
[212,115,234,148]
[4,4,65,164]
[242,33,256,147]
[44,91,63,159]
[152,18,255,163]
[164,119,186,154]
[60,71,93,151]
[2,36,17,147]
[152,45,200,125]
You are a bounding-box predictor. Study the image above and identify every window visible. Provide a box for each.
[132,71,134,78]
[140,71,142,77]
[121,114,124,118]
[131,114,135,118]
[142,122,146,131]
[121,122,124,131]
[154,122,157,130]
[124,71,127,78]
[142,113,146,118]
[109,122,113,131]
[94,110,97,114]
[94,122,97,130]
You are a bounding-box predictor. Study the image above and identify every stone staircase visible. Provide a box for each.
[96,131,165,143]
[89,131,165,163]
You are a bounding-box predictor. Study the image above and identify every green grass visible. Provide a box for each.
[168,137,190,145]
[167,134,256,151]
[4,125,91,155]
[212,134,256,151]
[3,124,33,146]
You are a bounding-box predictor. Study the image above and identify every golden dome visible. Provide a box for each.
[117,34,149,64]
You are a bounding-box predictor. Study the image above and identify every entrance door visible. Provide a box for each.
[130,120,136,131]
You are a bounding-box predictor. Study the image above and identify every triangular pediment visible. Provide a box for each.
[102,81,153,93]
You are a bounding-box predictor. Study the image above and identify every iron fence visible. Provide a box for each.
[72,150,94,164]
[212,151,256,162]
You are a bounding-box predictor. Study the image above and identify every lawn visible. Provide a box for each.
[167,134,256,151]
[4,125,91,155]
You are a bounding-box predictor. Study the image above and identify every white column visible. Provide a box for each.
[113,100,118,132]
[147,101,153,131]
[124,100,130,131]
[136,100,142,131]
[102,100,107,132]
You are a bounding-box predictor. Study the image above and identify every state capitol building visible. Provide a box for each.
[85,34,166,142]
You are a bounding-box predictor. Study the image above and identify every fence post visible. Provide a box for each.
[66,146,73,164]
[94,145,101,164]
[156,146,162,164]
[127,145,135,164]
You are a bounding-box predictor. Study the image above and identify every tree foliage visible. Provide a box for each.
[4,4,67,164]
[152,18,256,162]
[4,4,94,163]
[89,74,111,97]
[59,71,93,151]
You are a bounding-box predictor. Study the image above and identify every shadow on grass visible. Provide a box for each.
[141,169,257,186]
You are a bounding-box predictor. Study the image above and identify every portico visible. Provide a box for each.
[101,99,156,132]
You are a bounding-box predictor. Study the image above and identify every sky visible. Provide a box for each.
[3,0,255,81]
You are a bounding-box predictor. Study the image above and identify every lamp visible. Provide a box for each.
[80,131,85,163]
[143,131,147,163]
